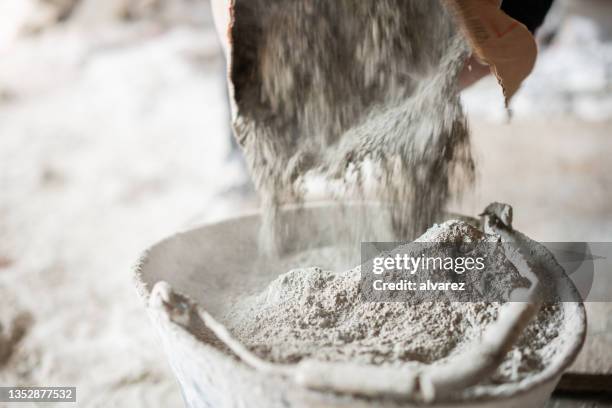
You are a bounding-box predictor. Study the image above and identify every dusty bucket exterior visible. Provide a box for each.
[133,204,586,408]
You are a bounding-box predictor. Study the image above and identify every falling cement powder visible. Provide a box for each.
[223,0,563,395]
[230,0,475,251]
[224,221,564,386]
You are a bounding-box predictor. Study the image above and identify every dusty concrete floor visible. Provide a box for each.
[0,12,611,408]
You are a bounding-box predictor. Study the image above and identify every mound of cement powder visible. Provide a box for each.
[224,221,563,385]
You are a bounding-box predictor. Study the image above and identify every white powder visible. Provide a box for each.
[230,0,475,252]
[224,221,563,386]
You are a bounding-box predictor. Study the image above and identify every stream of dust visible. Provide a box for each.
[230,0,475,252]
[223,0,563,393]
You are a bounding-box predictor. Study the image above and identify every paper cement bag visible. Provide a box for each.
[445,0,538,105]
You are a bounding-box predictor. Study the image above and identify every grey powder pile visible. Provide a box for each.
[225,221,564,385]
[230,0,475,251]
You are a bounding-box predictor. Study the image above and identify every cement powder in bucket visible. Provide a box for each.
[221,220,564,390]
